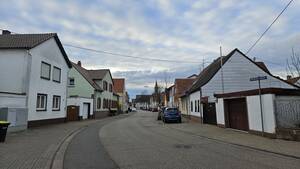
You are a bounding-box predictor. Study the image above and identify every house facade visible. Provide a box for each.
[183,49,299,129]
[0,31,72,130]
[113,78,128,113]
[67,61,117,119]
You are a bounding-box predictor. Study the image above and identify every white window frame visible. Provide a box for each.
[36,94,47,111]
[52,95,61,111]
[68,77,75,86]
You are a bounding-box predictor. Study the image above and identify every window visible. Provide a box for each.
[36,94,47,111]
[109,84,113,92]
[68,78,75,86]
[53,66,61,83]
[52,95,61,111]
[103,81,108,90]
[195,100,197,112]
[97,98,101,109]
[191,101,193,112]
[198,100,200,112]
[41,62,51,80]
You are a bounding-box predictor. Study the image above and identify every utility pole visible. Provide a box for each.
[220,46,224,93]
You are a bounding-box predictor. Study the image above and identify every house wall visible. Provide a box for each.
[216,98,225,125]
[189,91,202,117]
[67,67,94,98]
[216,94,276,133]
[27,38,69,122]
[0,49,29,94]
[247,94,276,133]
[94,72,114,117]
[179,96,189,115]
[67,97,93,119]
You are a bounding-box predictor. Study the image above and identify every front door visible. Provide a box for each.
[67,106,79,121]
[83,103,90,119]
[203,103,217,125]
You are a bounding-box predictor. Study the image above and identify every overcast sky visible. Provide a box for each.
[1,0,300,98]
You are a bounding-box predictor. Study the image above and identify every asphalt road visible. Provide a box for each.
[99,110,300,169]
[63,115,127,169]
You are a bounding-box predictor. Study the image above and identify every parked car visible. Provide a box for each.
[157,107,166,120]
[162,107,181,123]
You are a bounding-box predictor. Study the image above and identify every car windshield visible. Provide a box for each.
[165,108,178,113]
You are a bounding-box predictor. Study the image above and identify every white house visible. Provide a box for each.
[0,30,72,131]
[183,48,299,134]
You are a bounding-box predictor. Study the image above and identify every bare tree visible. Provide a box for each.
[286,48,300,77]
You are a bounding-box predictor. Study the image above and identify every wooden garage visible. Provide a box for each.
[224,98,249,131]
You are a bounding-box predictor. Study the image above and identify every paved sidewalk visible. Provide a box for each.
[0,116,123,169]
[167,120,300,159]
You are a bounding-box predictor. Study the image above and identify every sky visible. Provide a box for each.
[1,0,300,99]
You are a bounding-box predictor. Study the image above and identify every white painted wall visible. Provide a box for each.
[67,97,93,119]
[27,38,69,121]
[247,94,276,133]
[0,93,27,108]
[201,51,296,100]
[189,91,202,117]
[216,98,225,125]
[0,50,29,94]
[216,94,276,133]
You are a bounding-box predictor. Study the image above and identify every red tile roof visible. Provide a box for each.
[113,78,125,93]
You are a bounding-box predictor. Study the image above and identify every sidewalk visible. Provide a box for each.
[0,116,121,169]
[167,120,300,159]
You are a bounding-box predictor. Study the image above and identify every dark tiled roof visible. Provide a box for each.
[255,62,270,73]
[0,33,72,67]
[113,78,125,93]
[175,78,196,96]
[88,69,110,80]
[189,51,232,93]
[72,62,102,91]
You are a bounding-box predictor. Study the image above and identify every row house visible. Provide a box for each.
[113,78,129,113]
[67,61,119,119]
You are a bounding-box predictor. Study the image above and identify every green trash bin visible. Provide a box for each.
[0,121,10,142]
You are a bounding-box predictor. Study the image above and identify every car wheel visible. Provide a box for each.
[178,118,182,123]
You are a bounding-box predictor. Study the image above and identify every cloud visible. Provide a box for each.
[0,0,299,98]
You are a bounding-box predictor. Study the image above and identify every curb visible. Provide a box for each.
[50,126,87,169]
[165,125,300,160]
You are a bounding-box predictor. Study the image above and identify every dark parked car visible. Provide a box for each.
[162,107,181,123]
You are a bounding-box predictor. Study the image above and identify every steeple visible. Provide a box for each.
[154,80,158,93]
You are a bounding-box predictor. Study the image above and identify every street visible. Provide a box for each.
[65,110,300,169]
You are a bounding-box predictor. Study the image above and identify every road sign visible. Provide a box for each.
[250,76,267,81]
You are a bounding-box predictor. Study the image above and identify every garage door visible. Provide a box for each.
[226,98,249,131]
[67,106,79,121]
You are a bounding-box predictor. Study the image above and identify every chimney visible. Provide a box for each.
[2,30,11,35]
[77,61,81,67]
[287,75,292,80]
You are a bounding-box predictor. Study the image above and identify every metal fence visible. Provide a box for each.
[275,97,300,129]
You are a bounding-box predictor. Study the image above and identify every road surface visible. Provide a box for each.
[65,111,300,169]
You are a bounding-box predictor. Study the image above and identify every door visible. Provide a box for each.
[67,106,79,121]
[83,103,90,119]
[226,98,249,131]
[203,103,217,125]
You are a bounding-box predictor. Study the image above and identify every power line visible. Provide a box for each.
[63,43,207,64]
[246,0,294,54]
